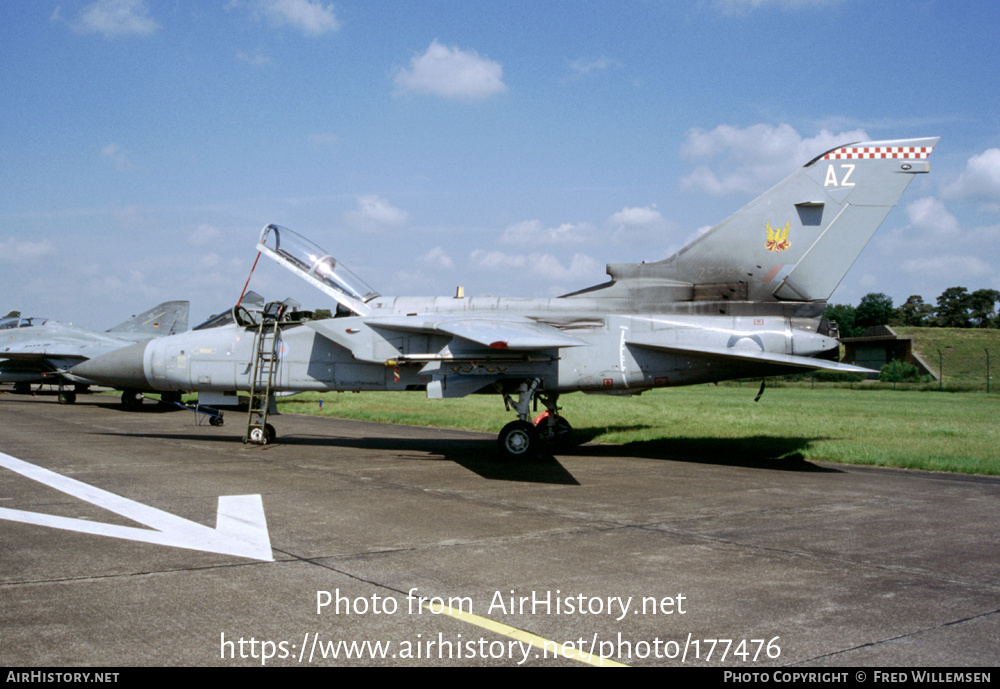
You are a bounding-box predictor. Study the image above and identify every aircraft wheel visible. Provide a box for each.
[58,391,77,405]
[159,391,182,407]
[535,413,573,449]
[13,382,30,394]
[497,420,539,460]
[121,389,144,409]
[209,415,224,427]
[248,424,276,445]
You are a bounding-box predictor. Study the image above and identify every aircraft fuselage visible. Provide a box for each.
[112,298,838,398]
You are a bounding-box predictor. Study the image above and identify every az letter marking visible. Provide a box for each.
[824,163,856,187]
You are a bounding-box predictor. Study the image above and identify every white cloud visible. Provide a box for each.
[943,148,1000,204]
[877,196,960,256]
[237,50,272,66]
[469,250,600,284]
[607,205,664,227]
[499,220,594,246]
[857,273,879,290]
[188,224,223,248]
[679,123,870,195]
[0,237,54,263]
[395,40,507,101]
[198,253,222,270]
[385,268,438,294]
[887,196,1000,250]
[252,0,339,36]
[87,267,160,301]
[110,205,155,229]
[605,204,681,254]
[565,56,621,80]
[71,0,158,38]
[709,0,843,15]
[904,196,960,237]
[101,143,133,172]
[343,195,410,232]
[901,255,994,279]
[418,246,454,270]
[873,196,1000,297]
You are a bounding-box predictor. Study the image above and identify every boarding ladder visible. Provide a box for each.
[243,302,286,445]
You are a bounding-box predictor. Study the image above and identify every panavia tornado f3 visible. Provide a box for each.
[68,137,938,458]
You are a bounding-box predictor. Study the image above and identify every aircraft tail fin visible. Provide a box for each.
[107,301,190,340]
[600,137,938,304]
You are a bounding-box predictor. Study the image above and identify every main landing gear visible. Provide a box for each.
[496,379,574,461]
[121,389,144,409]
[57,384,88,405]
[117,390,186,410]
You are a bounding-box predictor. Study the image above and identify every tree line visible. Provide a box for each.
[824,287,1000,338]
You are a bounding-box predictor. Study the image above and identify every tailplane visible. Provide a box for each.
[585,137,937,305]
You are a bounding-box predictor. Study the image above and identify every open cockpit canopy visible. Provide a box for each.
[257,224,379,316]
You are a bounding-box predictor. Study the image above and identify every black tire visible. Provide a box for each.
[58,391,77,405]
[121,389,144,409]
[536,414,573,449]
[159,392,182,407]
[497,420,539,460]
[248,424,276,444]
[209,415,224,427]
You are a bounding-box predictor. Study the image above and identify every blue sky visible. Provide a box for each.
[2,0,998,328]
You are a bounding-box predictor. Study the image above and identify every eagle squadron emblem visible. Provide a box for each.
[765,222,790,253]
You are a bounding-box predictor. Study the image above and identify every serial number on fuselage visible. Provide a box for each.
[695,266,744,282]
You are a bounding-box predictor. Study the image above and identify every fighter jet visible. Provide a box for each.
[68,137,937,457]
[1,301,189,404]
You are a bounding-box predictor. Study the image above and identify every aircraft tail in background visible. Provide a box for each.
[106,301,189,340]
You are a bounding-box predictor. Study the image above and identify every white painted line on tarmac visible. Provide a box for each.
[0,451,273,562]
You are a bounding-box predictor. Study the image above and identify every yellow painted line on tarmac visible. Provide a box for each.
[423,601,628,667]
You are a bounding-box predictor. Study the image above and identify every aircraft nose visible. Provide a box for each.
[68,342,151,389]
